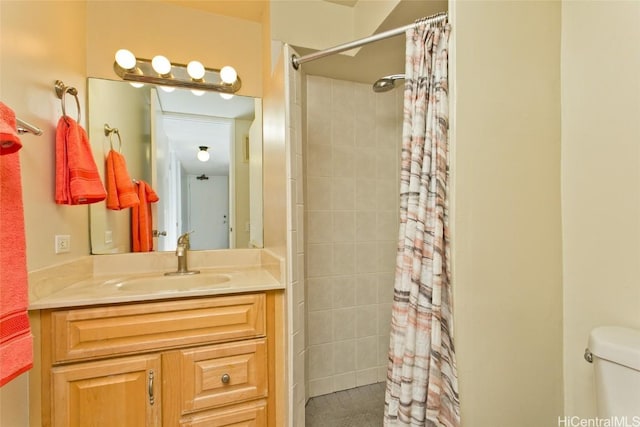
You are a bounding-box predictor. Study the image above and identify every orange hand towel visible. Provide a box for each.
[0,102,22,155]
[0,151,33,386]
[55,117,107,204]
[106,149,140,210]
[132,180,159,252]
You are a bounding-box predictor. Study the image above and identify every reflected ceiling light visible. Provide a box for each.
[191,89,205,97]
[220,93,234,100]
[159,86,175,93]
[113,50,242,94]
[129,82,145,88]
[197,146,210,162]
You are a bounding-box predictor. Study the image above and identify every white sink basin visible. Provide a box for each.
[104,273,232,293]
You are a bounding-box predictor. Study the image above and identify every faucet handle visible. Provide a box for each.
[177,231,195,248]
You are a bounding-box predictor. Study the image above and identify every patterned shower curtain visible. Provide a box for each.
[383,18,459,427]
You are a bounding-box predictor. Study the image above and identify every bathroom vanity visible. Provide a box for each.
[28,250,285,427]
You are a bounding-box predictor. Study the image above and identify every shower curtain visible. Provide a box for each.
[384,19,459,427]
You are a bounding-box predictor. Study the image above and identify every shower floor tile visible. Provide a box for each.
[305,382,385,426]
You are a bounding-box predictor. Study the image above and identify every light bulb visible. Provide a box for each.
[159,86,175,93]
[152,55,172,75]
[197,148,210,162]
[220,66,237,84]
[191,89,205,97]
[187,60,206,80]
[219,92,234,100]
[115,49,137,70]
[129,82,144,88]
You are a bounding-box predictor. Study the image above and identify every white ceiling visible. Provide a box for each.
[156,89,255,176]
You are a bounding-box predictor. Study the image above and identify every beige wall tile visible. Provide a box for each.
[355,179,377,211]
[307,177,332,211]
[355,148,377,178]
[356,305,379,338]
[355,274,378,305]
[356,242,379,273]
[307,144,333,177]
[333,372,356,391]
[356,367,378,387]
[307,277,334,312]
[331,177,356,210]
[308,377,334,398]
[333,243,355,275]
[307,211,333,243]
[333,340,356,374]
[356,211,377,242]
[332,211,355,242]
[332,145,355,178]
[356,336,378,370]
[332,276,356,308]
[307,243,333,277]
[305,76,401,396]
[333,308,357,341]
[308,310,334,345]
[308,343,334,380]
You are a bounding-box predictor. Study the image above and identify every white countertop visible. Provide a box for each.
[29,266,283,310]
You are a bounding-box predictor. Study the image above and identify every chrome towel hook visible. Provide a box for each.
[104,123,122,152]
[54,80,81,123]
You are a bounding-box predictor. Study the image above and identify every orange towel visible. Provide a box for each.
[131,180,159,252]
[55,117,107,205]
[0,102,22,155]
[106,149,140,210]
[0,151,33,386]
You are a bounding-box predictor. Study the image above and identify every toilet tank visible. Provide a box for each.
[588,326,640,417]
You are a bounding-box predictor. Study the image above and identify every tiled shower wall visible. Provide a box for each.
[304,75,403,398]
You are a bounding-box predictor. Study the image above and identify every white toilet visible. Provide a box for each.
[587,326,640,417]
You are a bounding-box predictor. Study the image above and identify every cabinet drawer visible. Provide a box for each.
[177,338,267,413]
[179,400,267,427]
[50,293,265,363]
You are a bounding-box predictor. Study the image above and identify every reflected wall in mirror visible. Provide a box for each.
[88,78,263,254]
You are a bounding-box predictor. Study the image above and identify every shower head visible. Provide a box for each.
[372,74,405,93]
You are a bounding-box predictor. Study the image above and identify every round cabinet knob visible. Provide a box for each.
[221,374,230,384]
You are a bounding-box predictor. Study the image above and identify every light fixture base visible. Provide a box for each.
[113,58,241,94]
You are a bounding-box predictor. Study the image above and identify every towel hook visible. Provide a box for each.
[55,80,81,123]
[104,123,122,152]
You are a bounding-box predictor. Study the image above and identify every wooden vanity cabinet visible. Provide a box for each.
[40,292,275,427]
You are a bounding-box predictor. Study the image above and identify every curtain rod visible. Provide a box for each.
[291,11,447,69]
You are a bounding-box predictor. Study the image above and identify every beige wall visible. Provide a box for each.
[561,0,640,417]
[0,2,87,425]
[304,75,402,397]
[86,1,262,98]
[451,1,564,424]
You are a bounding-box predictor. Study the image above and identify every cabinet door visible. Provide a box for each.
[51,354,161,427]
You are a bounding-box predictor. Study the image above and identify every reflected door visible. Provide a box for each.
[187,175,229,250]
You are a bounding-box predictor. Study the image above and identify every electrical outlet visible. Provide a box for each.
[105,230,113,244]
[55,235,70,254]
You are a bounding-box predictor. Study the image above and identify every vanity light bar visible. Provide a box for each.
[113,56,242,94]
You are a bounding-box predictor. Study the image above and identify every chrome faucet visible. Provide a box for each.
[165,232,200,276]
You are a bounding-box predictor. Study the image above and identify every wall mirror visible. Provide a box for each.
[87,78,263,254]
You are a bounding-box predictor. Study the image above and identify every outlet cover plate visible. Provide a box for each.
[55,235,70,254]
